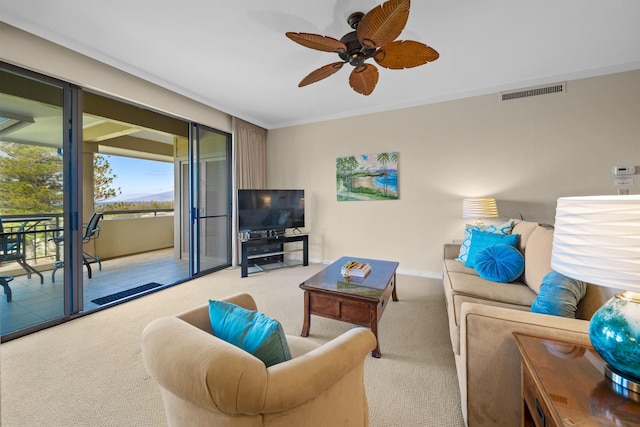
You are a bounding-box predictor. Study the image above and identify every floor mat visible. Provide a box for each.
[91,282,163,305]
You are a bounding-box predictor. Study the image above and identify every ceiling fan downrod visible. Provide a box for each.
[347,12,364,29]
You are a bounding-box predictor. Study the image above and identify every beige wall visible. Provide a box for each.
[267,69,640,277]
[0,23,231,133]
[95,216,174,259]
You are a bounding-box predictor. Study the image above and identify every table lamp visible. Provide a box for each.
[551,195,640,393]
[462,198,498,227]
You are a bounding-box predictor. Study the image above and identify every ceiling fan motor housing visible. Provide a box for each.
[339,30,376,66]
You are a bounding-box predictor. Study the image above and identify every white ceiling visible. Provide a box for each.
[2,0,640,130]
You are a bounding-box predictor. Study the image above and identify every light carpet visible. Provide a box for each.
[0,263,465,427]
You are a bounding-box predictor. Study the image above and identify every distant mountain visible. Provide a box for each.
[98,190,174,204]
[123,191,174,202]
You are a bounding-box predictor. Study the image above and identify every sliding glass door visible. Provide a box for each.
[1,63,233,341]
[0,65,73,337]
[80,92,190,310]
[187,124,232,275]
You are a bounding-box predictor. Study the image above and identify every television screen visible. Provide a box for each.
[238,189,305,232]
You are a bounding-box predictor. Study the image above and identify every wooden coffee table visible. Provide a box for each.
[299,256,399,358]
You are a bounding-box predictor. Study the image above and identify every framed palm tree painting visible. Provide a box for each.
[336,152,398,201]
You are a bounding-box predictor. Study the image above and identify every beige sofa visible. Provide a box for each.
[442,220,619,426]
[141,293,377,427]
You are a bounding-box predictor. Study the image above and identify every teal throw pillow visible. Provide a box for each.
[464,230,520,268]
[456,220,515,264]
[531,271,587,318]
[464,229,520,268]
[473,244,524,283]
[208,300,292,367]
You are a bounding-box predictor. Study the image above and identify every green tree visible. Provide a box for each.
[0,142,63,214]
[336,156,360,192]
[94,154,121,205]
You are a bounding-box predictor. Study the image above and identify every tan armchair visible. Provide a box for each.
[141,293,376,427]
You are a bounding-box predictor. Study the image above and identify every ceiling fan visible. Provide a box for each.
[285,0,439,96]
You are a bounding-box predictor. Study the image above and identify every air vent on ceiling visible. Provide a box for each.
[501,82,566,101]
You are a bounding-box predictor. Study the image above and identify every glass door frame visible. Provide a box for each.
[188,123,232,276]
[65,84,84,316]
[0,63,83,340]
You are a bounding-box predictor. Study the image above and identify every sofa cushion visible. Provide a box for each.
[464,230,520,268]
[523,226,554,292]
[474,244,525,283]
[456,220,515,264]
[531,271,588,318]
[445,271,535,307]
[511,220,539,253]
[208,300,292,367]
[444,258,479,276]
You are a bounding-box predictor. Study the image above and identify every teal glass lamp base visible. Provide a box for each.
[589,291,640,393]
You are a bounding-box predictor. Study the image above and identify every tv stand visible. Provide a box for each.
[240,233,309,278]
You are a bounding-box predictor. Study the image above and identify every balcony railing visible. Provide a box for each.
[0,209,174,269]
[101,208,173,219]
[1,213,63,266]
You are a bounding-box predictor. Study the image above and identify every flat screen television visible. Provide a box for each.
[238,189,305,232]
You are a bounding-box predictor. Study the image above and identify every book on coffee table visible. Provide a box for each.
[341,260,371,278]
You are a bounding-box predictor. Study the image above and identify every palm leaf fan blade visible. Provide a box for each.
[374,40,439,69]
[357,0,410,48]
[285,32,347,53]
[299,62,345,87]
[349,64,379,95]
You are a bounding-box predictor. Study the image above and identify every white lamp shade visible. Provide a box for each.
[462,198,498,219]
[551,195,640,291]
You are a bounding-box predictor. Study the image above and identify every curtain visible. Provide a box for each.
[231,118,267,265]
[234,118,267,189]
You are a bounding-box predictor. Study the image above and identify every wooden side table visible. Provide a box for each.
[513,333,640,427]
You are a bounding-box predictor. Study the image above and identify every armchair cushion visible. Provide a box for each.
[209,299,291,367]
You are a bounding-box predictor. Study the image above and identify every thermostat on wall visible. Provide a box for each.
[613,165,636,176]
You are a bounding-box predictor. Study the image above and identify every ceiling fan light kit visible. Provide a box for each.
[285,0,439,96]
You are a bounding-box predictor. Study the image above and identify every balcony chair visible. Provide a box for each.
[51,212,103,282]
[0,218,43,285]
[142,293,376,427]
[0,276,13,302]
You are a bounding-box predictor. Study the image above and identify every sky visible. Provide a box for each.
[105,155,173,201]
